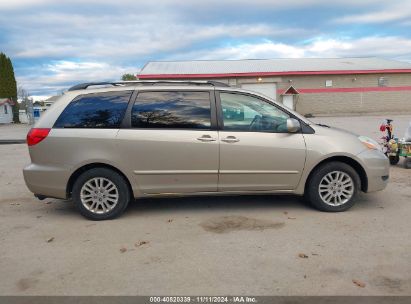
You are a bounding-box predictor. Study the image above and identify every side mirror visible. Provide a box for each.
[287,118,301,133]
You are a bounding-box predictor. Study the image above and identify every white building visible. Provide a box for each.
[44,95,60,108]
[138,58,411,115]
[0,98,14,124]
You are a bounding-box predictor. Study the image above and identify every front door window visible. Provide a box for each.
[220,92,290,133]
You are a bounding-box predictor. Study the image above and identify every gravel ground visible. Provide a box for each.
[0,115,410,296]
[311,114,410,140]
[0,124,31,140]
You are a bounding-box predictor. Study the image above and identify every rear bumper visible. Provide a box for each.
[23,163,70,199]
[357,149,390,192]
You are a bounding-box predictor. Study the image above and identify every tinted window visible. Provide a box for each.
[220,92,290,133]
[131,91,211,129]
[54,91,131,128]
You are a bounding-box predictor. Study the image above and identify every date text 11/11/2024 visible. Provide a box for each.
[149,296,257,303]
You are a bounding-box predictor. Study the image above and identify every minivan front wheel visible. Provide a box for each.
[72,168,130,220]
[306,162,360,212]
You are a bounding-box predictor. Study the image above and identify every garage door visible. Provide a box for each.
[240,83,277,101]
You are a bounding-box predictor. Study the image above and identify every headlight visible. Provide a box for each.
[358,136,381,151]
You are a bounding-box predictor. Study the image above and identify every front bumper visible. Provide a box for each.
[357,149,390,192]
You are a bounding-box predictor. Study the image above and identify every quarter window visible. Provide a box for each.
[220,92,290,133]
[54,91,132,128]
[131,91,211,129]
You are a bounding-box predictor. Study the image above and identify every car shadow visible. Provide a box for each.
[43,195,308,220]
[47,192,381,219]
[126,194,309,216]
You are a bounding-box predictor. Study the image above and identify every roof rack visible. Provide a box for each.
[67,80,229,91]
[67,82,121,91]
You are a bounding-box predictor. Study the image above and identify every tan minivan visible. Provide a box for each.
[24,81,389,220]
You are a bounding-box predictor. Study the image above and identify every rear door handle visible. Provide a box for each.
[221,136,240,143]
[197,135,217,142]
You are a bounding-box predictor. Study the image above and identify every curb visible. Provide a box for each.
[0,139,26,145]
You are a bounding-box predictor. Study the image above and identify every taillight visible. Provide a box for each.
[27,128,51,146]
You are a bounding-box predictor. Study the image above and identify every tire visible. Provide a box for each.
[389,155,400,165]
[404,158,411,169]
[305,162,360,212]
[72,168,131,220]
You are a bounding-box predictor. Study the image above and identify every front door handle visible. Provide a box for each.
[221,136,240,143]
[197,135,217,142]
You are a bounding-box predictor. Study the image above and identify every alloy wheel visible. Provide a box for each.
[80,177,119,214]
[318,171,354,206]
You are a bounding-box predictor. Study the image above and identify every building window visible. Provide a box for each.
[228,79,237,86]
[378,77,388,87]
[4,105,8,114]
[325,80,333,87]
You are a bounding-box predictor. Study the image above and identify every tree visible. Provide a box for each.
[18,86,30,111]
[0,53,7,97]
[121,73,137,81]
[0,52,19,122]
[18,85,28,102]
[18,85,29,100]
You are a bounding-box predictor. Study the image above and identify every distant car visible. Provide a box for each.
[23,81,389,220]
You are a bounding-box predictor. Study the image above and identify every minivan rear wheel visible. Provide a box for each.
[72,168,130,220]
[305,162,360,212]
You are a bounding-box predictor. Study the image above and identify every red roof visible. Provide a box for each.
[0,98,15,106]
[281,86,300,95]
[138,69,411,79]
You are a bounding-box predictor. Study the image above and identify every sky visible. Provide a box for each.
[1,0,411,100]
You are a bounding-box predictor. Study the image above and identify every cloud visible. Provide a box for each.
[0,0,395,63]
[169,36,411,61]
[0,0,50,10]
[2,0,411,97]
[15,35,411,97]
[170,41,305,60]
[16,60,139,96]
[0,0,381,10]
[4,12,308,60]
[306,39,352,54]
[30,95,52,102]
[334,2,411,24]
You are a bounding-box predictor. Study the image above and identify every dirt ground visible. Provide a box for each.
[0,115,410,296]
[0,124,30,140]
[311,114,410,140]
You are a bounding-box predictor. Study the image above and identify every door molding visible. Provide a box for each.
[220,170,299,174]
[134,170,218,175]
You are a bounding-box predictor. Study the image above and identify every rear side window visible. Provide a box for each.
[131,91,211,129]
[54,91,132,128]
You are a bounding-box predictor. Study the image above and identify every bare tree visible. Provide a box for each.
[17,85,29,99]
[17,85,34,124]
